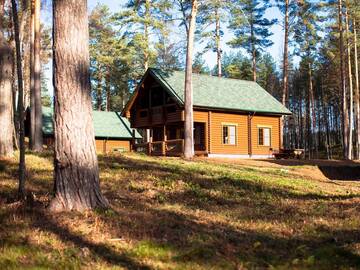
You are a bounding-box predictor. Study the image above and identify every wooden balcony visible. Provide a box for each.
[131,104,184,128]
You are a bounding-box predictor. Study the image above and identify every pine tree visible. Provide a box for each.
[89,4,139,111]
[0,0,14,158]
[197,0,230,77]
[184,0,198,159]
[115,0,171,71]
[50,0,108,211]
[228,0,276,82]
[293,0,323,158]
[11,0,26,199]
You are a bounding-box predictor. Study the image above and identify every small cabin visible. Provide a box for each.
[26,107,142,153]
[122,69,291,158]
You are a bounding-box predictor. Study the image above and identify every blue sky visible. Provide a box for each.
[44,0,285,95]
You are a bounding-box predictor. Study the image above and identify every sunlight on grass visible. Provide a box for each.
[1,152,360,269]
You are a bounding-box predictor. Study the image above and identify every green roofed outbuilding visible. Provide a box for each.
[27,107,141,153]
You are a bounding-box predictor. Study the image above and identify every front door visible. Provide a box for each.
[194,122,206,151]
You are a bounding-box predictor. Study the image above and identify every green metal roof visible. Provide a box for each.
[149,68,291,115]
[42,107,141,139]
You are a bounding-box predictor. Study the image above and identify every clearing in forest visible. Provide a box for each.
[1,152,360,269]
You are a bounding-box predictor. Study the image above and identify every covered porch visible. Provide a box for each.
[133,122,207,156]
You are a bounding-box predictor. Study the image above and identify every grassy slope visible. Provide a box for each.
[1,152,360,269]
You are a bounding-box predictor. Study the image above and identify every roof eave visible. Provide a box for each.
[193,105,292,116]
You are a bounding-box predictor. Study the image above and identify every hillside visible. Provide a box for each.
[1,153,360,269]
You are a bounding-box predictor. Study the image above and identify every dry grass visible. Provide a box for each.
[1,152,360,269]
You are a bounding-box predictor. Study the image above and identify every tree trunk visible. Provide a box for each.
[280,0,289,149]
[105,69,111,111]
[345,5,353,159]
[50,0,108,212]
[11,0,26,199]
[184,0,197,159]
[354,19,360,160]
[308,60,317,159]
[338,0,349,159]
[30,0,35,148]
[33,0,42,151]
[0,31,14,157]
[96,68,102,110]
[144,0,150,71]
[215,8,221,77]
[250,13,256,82]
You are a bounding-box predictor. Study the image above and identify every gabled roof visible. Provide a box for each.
[126,68,291,115]
[42,107,141,139]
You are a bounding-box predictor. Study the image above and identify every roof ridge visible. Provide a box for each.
[150,68,259,85]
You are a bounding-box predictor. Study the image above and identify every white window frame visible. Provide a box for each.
[222,124,237,145]
[258,127,271,146]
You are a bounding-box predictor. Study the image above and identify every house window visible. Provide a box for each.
[258,127,271,146]
[223,125,236,145]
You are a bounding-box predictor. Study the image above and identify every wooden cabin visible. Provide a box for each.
[26,107,142,153]
[122,69,291,158]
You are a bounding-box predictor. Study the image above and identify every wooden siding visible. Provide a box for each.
[208,111,249,155]
[251,116,281,155]
[104,140,130,152]
[198,111,281,156]
[42,137,131,153]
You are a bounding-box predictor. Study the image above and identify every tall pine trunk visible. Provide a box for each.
[345,5,353,159]
[50,0,108,212]
[184,0,197,159]
[144,0,150,71]
[251,19,256,82]
[215,8,221,77]
[11,0,26,199]
[33,0,42,151]
[105,70,111,112]
[0,26,14,157]
[280,0,289,149]
[354,19,360,160]
[96,67,102,110]
[30,1,35,148]
[308,63,317,158]
[338,0,349,159]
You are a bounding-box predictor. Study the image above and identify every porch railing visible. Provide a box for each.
[134,139,184,156]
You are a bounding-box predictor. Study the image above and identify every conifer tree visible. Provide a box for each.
[228,0,276,82]
[197,0,229,77]
[115,0,171,71]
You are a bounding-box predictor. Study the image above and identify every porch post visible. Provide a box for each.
[162,125,167,156]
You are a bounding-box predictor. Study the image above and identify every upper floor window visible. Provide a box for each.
[258,127,271,146]
[223,125,236,145]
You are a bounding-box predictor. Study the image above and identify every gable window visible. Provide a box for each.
[223,125,236,145]
[258,127,271,146]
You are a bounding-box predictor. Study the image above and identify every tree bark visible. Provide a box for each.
[30,0,35,148]
[50,0,108,212]
[354,19,360,160]
[184,0,197,159]
[215,8,221,77]
[144,0,150,71]
[96,67,102,110]
[105,69,111,111]
[338,0,349,159]
[345,5,353,159]
[0,29,14,157]
[308,63,317,158]
[11,0,26,199]
[33,0,42,151]
[250,16,256,82]
[280,0,289,149]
